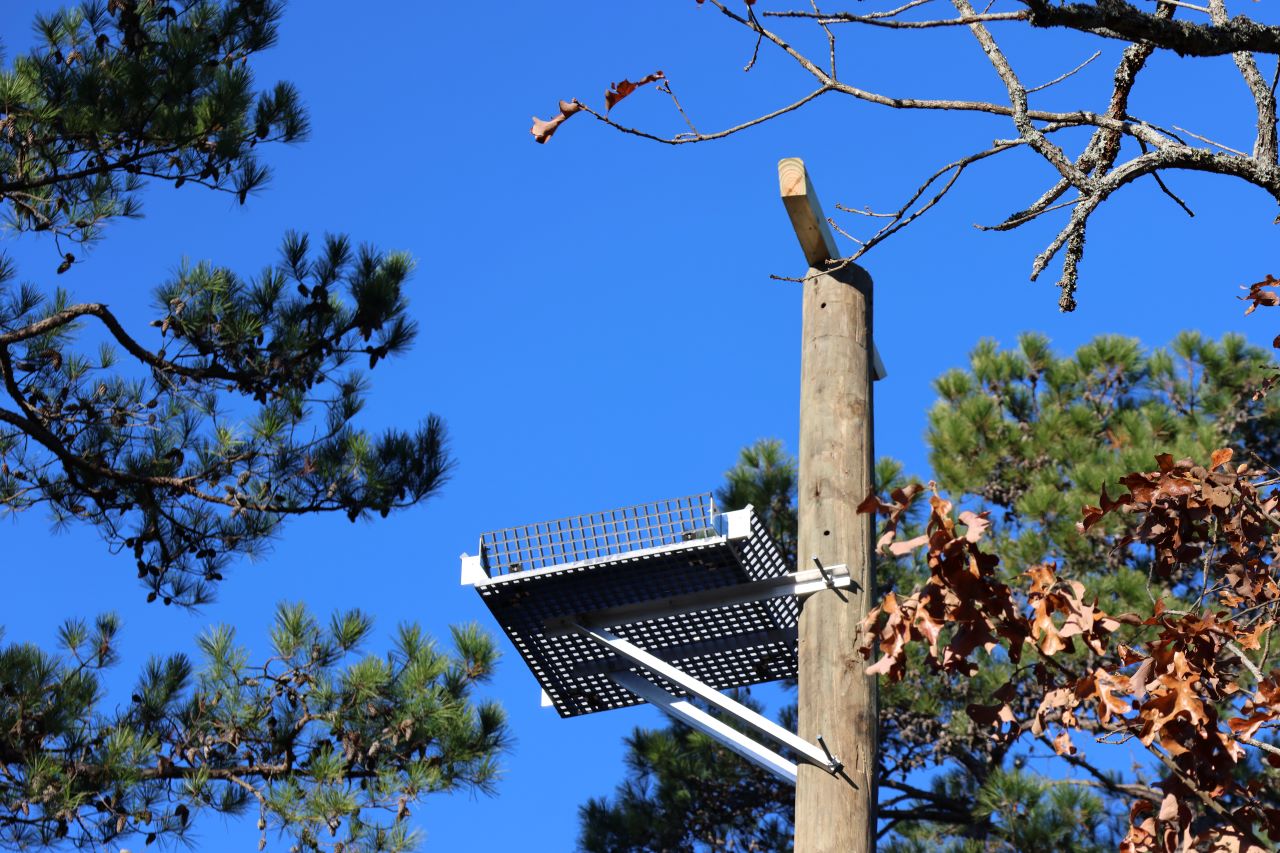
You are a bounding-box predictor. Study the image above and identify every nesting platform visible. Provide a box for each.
[460,494,799,718]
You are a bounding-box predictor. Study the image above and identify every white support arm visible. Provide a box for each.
[573,623,841,774]
[610,671,799,785]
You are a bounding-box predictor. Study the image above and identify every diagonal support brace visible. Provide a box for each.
[573,624,842,784]
[611,671,800,784]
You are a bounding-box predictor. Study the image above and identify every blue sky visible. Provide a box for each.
[3,1,1280,850]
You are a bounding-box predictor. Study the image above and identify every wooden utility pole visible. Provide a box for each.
[779,158,880,853]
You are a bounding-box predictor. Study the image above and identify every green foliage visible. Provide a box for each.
[716,438,797,566]
[0,233,452,607]
[0,4,502,850]
[583,333,1280,851]
[883,769,1114,853]
[0,4,454,607]
[0,0,306,252]
[929,331,1279,578]
[0,605,506,851]
[578,692,793,853]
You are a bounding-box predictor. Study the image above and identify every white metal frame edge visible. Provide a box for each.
[459,508,760,587]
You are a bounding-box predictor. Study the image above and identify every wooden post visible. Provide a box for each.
[779,158,879,853]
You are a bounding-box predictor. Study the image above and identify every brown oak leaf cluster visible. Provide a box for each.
[1242,274,1280,399]
[859,446,1280,851]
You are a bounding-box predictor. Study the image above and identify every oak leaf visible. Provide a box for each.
[531,100,583,144]
[604,71,665,112]
[1241,274,1280,315]
[958,509,990,542]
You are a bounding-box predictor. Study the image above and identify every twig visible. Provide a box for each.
[834,203,897,219]
[768,0,937,21]
[764,9,1030,28]
[1150,170,1195,217]
[744,21,764,71]
[1226,639,1265,684]
[826,217,866,246]
[810,0,838,78]
[1035,734,1162,803]
[975,195,1081,231]
[657,81,699,136]
[1027,51,1102,94]
[952,0,1088,188]
[706,0,1172,148]
[577,86,832,145]
[1237,734,1280,757]
[1170,124,1248,156]
[579,0,1280,311]
[1196,516,1217,607]
[1149,0,1212,13]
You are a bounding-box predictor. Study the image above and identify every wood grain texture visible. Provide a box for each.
[780,156,880,852]
[778,158,886,383]
[793,261,878,853]
[778,157,841,268]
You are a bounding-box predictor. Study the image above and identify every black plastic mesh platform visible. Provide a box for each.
[466,496,797,717]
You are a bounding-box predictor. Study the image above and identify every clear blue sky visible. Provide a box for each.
[3,1,1279,850]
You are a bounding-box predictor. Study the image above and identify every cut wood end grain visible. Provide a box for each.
[777,157,840,269]
[778,157,810,199]
[778,158,887,383]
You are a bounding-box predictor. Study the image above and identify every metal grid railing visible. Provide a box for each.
[478,494,722,577]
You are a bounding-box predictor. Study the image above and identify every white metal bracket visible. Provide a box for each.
[574,623,843,786]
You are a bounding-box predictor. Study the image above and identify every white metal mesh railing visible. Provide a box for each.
[478,494,721,577]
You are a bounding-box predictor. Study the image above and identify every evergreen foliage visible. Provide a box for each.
[580,332,1280,851]
[577,693,793,853]
[0,605,506,850]
[0,3,506,849]
[715,438,797,568]
[0,1,452,606]
[0,0,306,250]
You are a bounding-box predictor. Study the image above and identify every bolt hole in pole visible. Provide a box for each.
[823,530,830,536]
[820,302,827,308]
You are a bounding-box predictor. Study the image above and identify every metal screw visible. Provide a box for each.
[816,733,843,774]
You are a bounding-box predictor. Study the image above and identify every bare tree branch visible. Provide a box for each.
[1207,0,1278,162]
[1024,0,1280,56]
[765,8,1031,28]
[543,0,1280,310]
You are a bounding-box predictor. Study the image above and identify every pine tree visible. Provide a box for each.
[1,0,449,607]
[577,692,795,853]
[0,608,506,851]
[581,331,1280,851]
[0,3,507,849]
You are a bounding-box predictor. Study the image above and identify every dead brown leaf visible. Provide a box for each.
[605,71,665,112]
[531,99,583,144]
